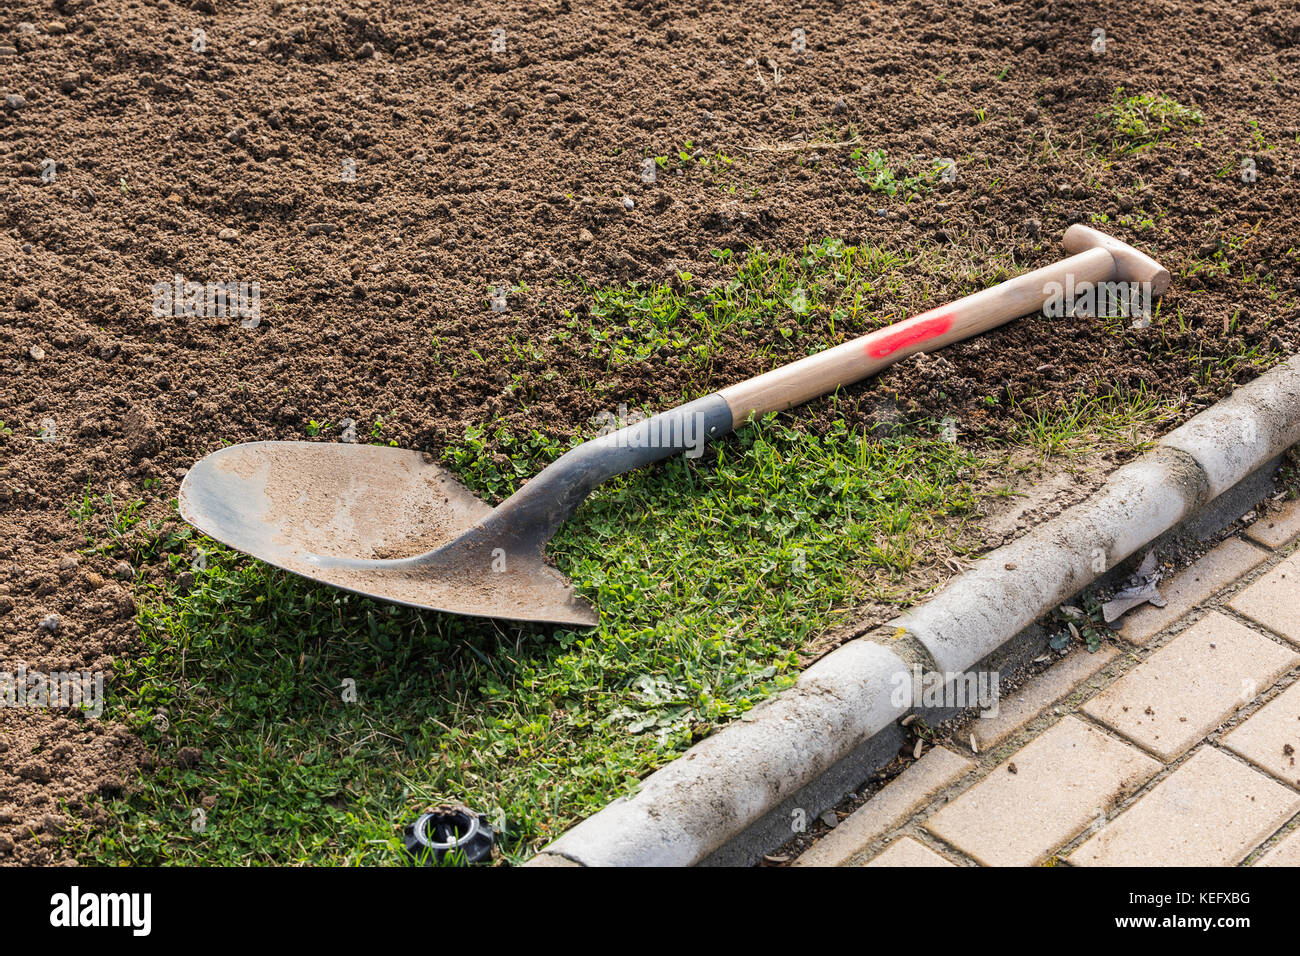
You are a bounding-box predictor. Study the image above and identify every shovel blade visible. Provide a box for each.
[178,442,598,627]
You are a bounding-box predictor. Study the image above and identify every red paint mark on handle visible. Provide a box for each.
[865,313,954,359]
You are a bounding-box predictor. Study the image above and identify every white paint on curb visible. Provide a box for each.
[530,355,1300,867]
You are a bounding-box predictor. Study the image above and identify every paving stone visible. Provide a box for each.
[1230,552,1300,646]
[1119,538,1269,645]
[863,837,954,867]
[1070,747,1300,866]
[924,716,1160,867]
[971,646,1118,752]
[1083,612,1298,761]
[1245,497,1300,549]
[1255,828,1300,866]
[794,746,972,867]
[1222,680,1300,789]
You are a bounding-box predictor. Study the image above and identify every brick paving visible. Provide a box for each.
[1081,613,1296,762]
[1117,538,1268,645]
[865,837,954,867]
[1230,553,1300,646]
[1222,680,1300,788]
[925,717,1160,867]
[1068,748,1300,867]
[794,497,1300,867]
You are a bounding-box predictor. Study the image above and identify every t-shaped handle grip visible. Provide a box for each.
[1063,224,1171,296]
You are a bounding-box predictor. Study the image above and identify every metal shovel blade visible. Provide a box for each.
[178,442,598,627]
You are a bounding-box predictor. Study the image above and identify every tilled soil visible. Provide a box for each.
[2,0,1299,863]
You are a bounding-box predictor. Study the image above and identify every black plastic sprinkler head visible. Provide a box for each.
[403,806,495,865]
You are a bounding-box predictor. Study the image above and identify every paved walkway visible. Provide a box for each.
[795,496,1300,867]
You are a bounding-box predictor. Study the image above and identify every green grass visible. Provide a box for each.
[1010,385,1181,460]
[851,148,948,199]
[572,236,988,379]
[1281,447,1300,500]
[1100,87,1203,152]
[66,417,992,866]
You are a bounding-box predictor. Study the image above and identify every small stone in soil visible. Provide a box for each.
[38,613,60,633]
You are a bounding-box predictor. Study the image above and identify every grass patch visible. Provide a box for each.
[1010,384,1181,460]
[575,237,913,374]
[1280,447,1300,500]
[1100,87,1203,152]
[852,148,949,199]
[571,235,1015,383]
[67,418,991,865]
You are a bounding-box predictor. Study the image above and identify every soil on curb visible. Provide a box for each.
[3,0,1299,863]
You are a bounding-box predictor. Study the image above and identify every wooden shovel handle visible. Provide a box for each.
[718,245,1117,421]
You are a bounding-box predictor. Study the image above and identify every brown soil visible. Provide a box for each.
[2,0,1299,864]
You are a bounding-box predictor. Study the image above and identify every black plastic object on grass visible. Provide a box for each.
[403,806,495,865]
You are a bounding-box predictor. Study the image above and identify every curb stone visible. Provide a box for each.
[1163,363,1300,499]
[527,356,1300,867]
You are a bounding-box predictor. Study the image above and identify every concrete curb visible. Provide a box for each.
[528,355,1300,867]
